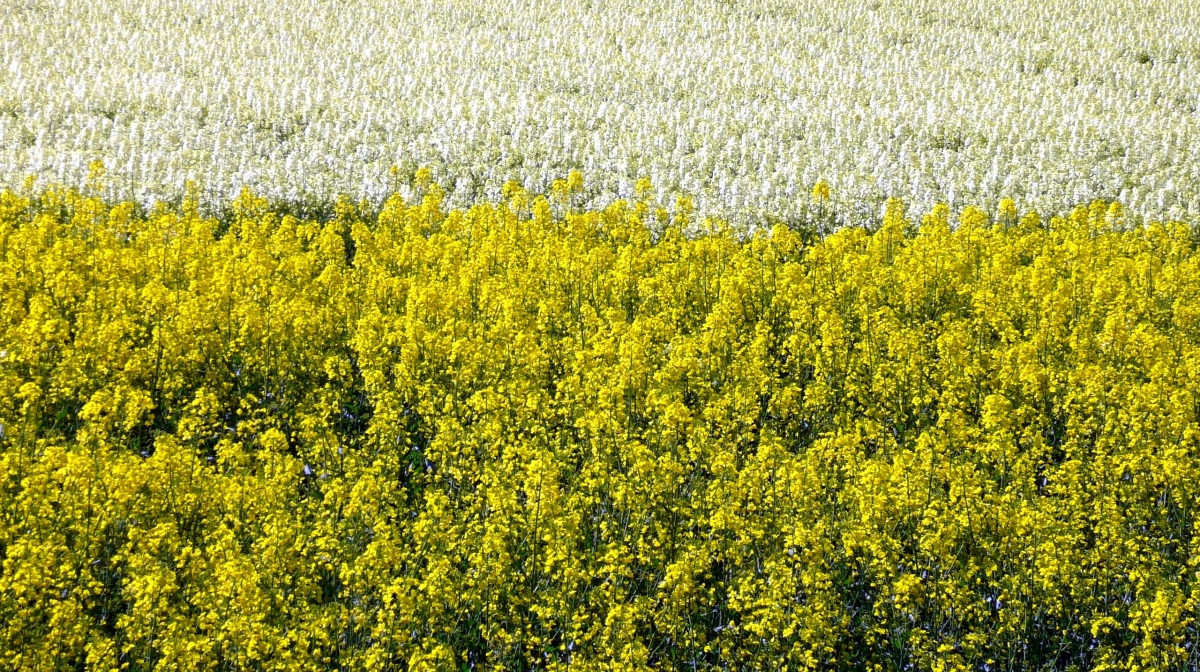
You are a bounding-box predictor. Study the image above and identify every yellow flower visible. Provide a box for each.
[0,179,1193,670]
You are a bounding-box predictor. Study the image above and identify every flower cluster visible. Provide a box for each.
[1,177,1198,670]
[1,0,1198,226]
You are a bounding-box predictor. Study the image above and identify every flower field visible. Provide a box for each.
[1,180,1198,670]
[3,0,1200,670]
[2,0,1199,226]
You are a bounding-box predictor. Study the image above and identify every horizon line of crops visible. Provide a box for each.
[4,162,1195,243]
[1,175,1198,670]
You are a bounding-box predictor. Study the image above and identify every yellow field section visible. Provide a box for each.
[1,183,1198,670]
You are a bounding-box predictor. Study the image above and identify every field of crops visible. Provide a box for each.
[1,182,1198,670]
[3,0,1200,670]
[3,0,1199,226]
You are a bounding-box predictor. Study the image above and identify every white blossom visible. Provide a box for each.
[0,0,1197,226]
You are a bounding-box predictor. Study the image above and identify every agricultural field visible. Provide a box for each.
[2,0,1199,225]
[2,0,1200,671]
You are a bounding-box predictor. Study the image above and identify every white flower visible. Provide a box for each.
[0,0,1196,226]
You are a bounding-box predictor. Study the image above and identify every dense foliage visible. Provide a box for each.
[2,178,1198,670]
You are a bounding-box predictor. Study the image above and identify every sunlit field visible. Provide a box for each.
[2,0,1199,225]
[2,0,1200,670]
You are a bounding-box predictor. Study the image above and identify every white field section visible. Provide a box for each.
[1,0,1198,225]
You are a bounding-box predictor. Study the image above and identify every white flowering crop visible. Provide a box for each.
[1,0,1198,224]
